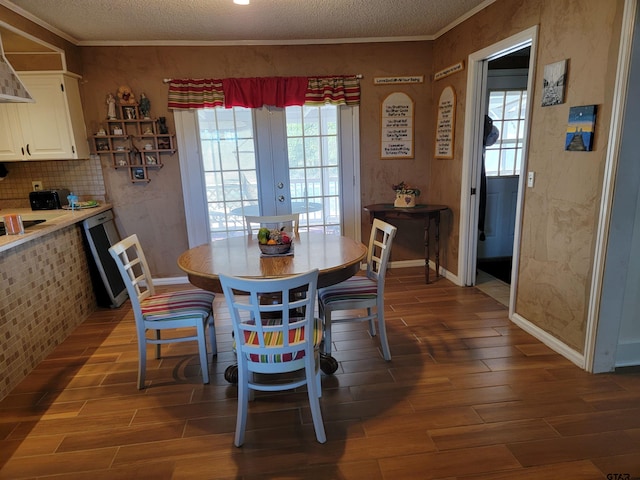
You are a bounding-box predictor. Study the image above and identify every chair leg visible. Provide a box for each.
[208,313,217,356]
[138,337,147,390]
[196,319,210,384]
[306,355,326,443]
[367,307,377,336]
[155,330,161,359]
[235,365,250,447]
[377,300,391,361]
[321,307,332,356]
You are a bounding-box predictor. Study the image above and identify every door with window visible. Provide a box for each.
[479,80,528,260]
[175,105,360,246]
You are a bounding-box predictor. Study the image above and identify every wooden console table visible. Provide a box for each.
[364,204,449,284]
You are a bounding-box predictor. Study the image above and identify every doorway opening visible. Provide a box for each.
[476,49,530,289]
[458,26,538,311]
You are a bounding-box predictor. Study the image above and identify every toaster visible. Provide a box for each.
[30,189,70,210]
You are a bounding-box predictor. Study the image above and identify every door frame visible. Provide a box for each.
[458,26,538,316]
[587,0,638,372]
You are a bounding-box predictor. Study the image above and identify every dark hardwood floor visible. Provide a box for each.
[1,267,639,479]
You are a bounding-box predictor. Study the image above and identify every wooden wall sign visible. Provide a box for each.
[434,86,456,159]
[434,61,464,81]
[381,92,414,159]
[374,76,424,85]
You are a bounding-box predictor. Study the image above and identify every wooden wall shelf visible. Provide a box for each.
[91,104,176,183]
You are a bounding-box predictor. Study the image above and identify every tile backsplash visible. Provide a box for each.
[0,156,106,208]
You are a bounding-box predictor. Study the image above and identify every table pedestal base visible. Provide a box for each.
[223,353,339,384]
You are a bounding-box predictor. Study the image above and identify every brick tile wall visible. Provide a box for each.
[0,224,96,400]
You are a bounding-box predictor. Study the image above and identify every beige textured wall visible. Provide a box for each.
[77,43,434,276]
[432,0,624,352]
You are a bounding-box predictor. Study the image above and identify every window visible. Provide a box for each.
[485,89,527,176]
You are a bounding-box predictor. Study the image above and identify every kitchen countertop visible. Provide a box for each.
[0,204,113,253]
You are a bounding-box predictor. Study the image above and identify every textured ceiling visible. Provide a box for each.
[2,0,491,45]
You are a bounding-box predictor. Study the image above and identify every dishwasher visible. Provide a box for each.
[82,209,128,308]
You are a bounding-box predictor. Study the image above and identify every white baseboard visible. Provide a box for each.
[389,259,462,286]
[510,312,585,369]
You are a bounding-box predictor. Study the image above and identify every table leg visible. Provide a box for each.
[424,217,431,284]
[435,212,441,280]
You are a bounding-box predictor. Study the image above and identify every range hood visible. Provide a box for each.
[0,35,32,103]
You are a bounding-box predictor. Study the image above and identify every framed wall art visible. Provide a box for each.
[542,59,568,106]
[565,104,597,151]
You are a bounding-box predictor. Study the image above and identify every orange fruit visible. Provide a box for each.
[267,239,277,245]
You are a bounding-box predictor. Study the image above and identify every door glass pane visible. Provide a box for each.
[286,105,341,235]
[198,108,257,239]
[487,89,527,177]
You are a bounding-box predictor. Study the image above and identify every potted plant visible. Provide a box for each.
[393,181,421,208]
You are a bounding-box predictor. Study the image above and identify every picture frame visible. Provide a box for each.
[542,59,568,106]
[132,167,146,180]
[565,105,597,151]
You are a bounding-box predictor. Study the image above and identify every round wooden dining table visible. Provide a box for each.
[177,232,367,293]
[177,232,367,380]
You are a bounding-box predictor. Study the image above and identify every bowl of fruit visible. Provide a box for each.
[257,227,293,255]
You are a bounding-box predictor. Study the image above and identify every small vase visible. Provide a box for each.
[394,192,416,208]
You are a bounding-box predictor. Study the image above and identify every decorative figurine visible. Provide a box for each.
[106,94,116,119]
[139,93,151,119]
[117,85,136,105]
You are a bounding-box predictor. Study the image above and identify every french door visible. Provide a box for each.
[174,105,361,247]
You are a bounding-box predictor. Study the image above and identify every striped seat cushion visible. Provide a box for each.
[242,317,323,363]
[319,276,377,305]
[141,289,215,321]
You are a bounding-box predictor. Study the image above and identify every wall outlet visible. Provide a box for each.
[32,180,43,191]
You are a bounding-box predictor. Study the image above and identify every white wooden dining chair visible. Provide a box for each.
[244,213,300,236]
[318,219,397,361]
[219,269,326,447]
[109,234,216,389]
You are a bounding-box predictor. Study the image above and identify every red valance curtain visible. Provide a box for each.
[167,75,360,109]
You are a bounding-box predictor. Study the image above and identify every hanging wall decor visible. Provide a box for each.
[380,92,414,159]
[565,104,597,151]
[434,86,456,159]
[542,59,568,106]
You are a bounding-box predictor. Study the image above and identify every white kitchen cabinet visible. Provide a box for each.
[0,72,90,161]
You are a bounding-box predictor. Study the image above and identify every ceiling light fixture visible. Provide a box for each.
[233,0,250,4]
